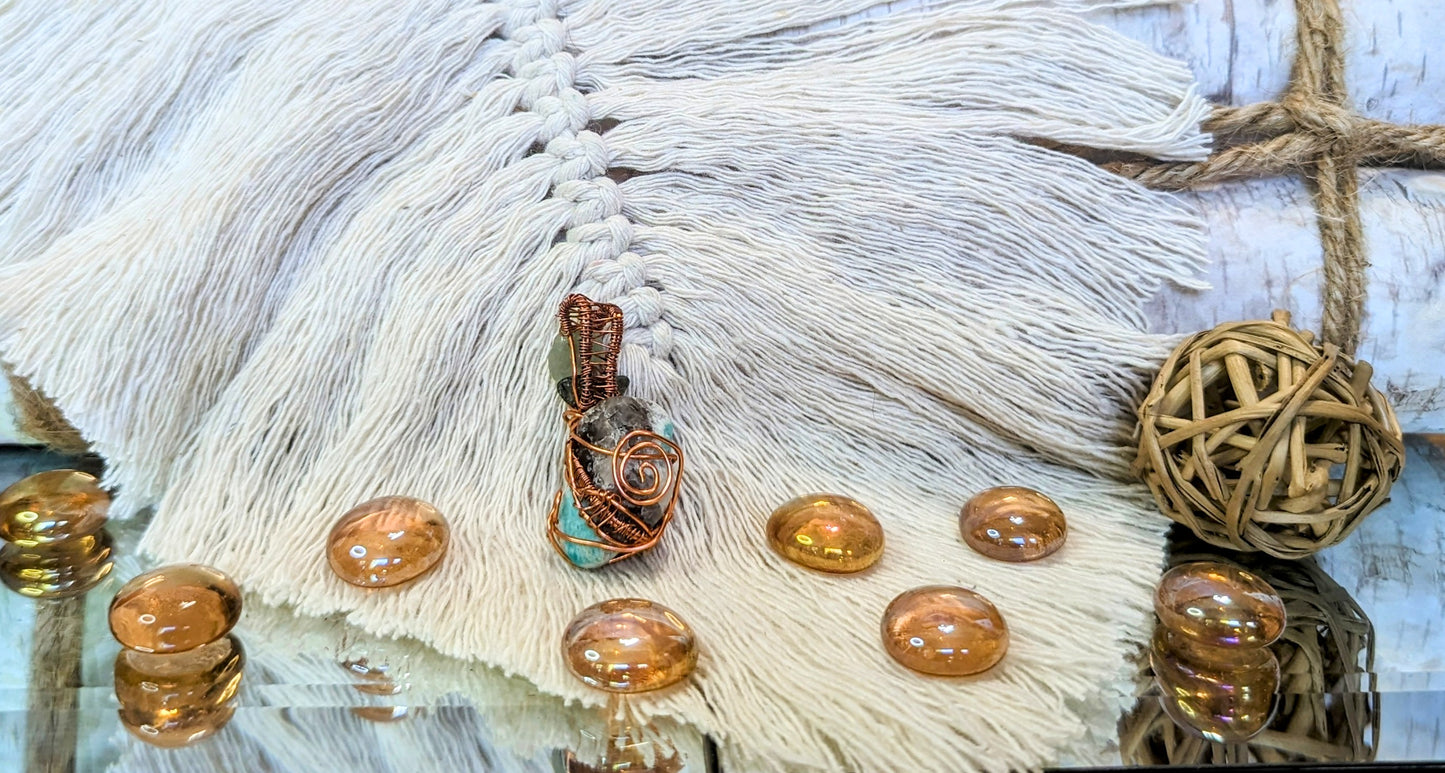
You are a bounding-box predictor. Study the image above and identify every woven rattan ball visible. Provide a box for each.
[1135,311,1404,559]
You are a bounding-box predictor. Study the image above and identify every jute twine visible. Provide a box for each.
[1128,0,1420,557]
[1112,0,1445,355]
[5,366,87,454]
[1119,536,1377,765]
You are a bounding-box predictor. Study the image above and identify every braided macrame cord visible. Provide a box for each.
[0,0,1230,770]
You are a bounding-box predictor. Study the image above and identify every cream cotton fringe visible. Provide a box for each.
[0,1,1211,770]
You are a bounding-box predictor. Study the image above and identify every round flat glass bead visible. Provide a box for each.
[0,469,109,546]
[115,634,245,748]
[1150,627,1278,742]
[959,486,1067,562]
[766,493,884,573]
[563,598,697,693]
[327,496,450,588]
[1155,562,1286,648]
[882,585,1008,676]
[109,564,242,654]
[0,530,114,599]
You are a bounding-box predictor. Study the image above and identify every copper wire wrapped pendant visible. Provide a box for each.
[547,295,683,569]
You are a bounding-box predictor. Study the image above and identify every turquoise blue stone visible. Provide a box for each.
[558,489,612,569]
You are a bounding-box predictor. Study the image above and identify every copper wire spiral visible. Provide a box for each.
[610,431,680,508]
[546,295,683,566]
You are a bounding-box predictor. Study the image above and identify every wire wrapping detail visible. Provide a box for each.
[557,293,623,413]
[547,295,683,567]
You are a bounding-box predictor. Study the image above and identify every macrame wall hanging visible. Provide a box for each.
[0,0,1423,770]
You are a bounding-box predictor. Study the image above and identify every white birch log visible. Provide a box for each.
[1103,1,1445,432]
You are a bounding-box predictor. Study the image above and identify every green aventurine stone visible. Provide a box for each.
[547,335,575,384]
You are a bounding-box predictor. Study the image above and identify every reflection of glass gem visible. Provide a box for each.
[114,634,245,748]
[564,695,686,773]
[0,529,114,599]
[1149,627,1278,743]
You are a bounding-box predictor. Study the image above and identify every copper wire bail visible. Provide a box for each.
[547,295,683,566]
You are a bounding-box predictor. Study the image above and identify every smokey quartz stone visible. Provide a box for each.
[573,396,676,530]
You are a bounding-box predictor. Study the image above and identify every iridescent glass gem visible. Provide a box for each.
[959,486,1067,562]
[109,564,242,654]
[766,493,884,573]
[115,634,245,747]
[881,585,1008,676]
[563,598,697,693]
[0,469,109,546]
[327,496,450,588]
[1155,562,1286,648]
[1150,627,1278,742]
[0,530,113,599]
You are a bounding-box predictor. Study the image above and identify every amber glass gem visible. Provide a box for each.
[766,493,884,573]
[115,634,245,747]
[0,469,109,546]
[563,598,698,693]
[1155,561,1286,648]
[109,564,242,654]
[959,486,1067,562]
[882,585,1008,676]
[327,496,450,588]
[0,530,114,599]
[1150,627,1278,742]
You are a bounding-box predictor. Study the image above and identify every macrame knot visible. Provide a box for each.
[566,214,634,258]
[586,252,649,296]
[617,285,664,328]
[501,0,559,39]
[543,132,606,187]
[530,88,589,142]
[643,320,675,359]
[514,20,569,73]
[1135,311,1404,559]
